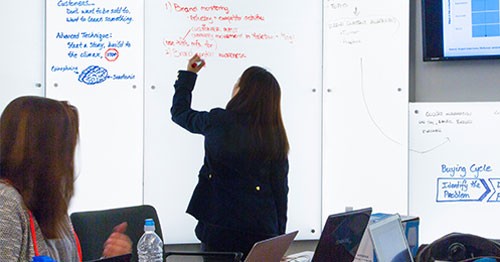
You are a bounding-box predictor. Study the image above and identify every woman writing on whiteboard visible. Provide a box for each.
[171,54,290,258]
[0,96,132,261]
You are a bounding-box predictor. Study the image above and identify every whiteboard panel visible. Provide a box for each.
[45,0,144,213]
[144,0,323,243]
[409,102,500,243]
[322,0,409,219]
[0,0,44,112]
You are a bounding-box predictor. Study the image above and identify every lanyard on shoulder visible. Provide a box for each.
[28,211,82,262]
[28,211,41,257]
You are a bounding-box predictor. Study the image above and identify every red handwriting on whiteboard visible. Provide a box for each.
[104,48,119,62]
[162,1,295,59]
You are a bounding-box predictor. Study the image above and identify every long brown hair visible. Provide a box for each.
[226,66,289,161]
[0,96,79,238]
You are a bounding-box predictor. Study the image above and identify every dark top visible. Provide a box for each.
[171,70,289,254]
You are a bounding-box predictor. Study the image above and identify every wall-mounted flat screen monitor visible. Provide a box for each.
[422,0,500,61]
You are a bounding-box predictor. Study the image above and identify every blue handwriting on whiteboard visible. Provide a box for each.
[488,178,500,202]
[441,164,466,177]
[51,65,79,74]
[67,17,79,23]
[56,32,80,39]
[81,15,133,24]
[112,74,135,80]
[441,163,492,178]
[80,32,112,41]
[78,65,108,85]
[57,0,95,7]
[436,178,491,202]
[66,41,106,50]
[470,164,492,178]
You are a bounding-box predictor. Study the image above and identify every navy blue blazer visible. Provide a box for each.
[171,70,289,240]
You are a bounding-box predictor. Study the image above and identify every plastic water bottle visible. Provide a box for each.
[137,218,163,262]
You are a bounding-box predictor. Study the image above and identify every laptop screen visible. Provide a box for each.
[369,214,414,262]
[312,207,372,262]
[245,230,298,262]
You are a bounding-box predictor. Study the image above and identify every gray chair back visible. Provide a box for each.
[70,205,162,262]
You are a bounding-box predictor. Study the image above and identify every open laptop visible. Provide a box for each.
[312,207,373,262]
[245,230,299,262]
[368,214,414,262]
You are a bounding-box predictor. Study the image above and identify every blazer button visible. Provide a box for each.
[208,174,212,179]
[255,186,261,191]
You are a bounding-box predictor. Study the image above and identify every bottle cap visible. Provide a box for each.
[145,218,155,226]
[144,218,156,231]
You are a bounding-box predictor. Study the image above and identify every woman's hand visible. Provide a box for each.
[102,222,132,258]
[187,54,205,73]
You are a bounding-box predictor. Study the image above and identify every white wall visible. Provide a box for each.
[0,0,45,109]
[322,0,409,218]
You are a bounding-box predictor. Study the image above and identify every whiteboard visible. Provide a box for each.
[322,0,409,219]
[45,0,144,213]
[6,0,414,245]
[409,102,500,244]
[144,0,323,243]
[0,0,44,112]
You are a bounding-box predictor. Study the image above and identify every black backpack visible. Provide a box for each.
[415,233,500,262]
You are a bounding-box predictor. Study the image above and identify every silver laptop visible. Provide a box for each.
[368,214,414,262]
[245,230,299,262]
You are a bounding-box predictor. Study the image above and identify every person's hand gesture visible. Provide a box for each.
[102,222,132,258]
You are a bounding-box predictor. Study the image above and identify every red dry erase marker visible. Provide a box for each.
[191,61,202,69]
